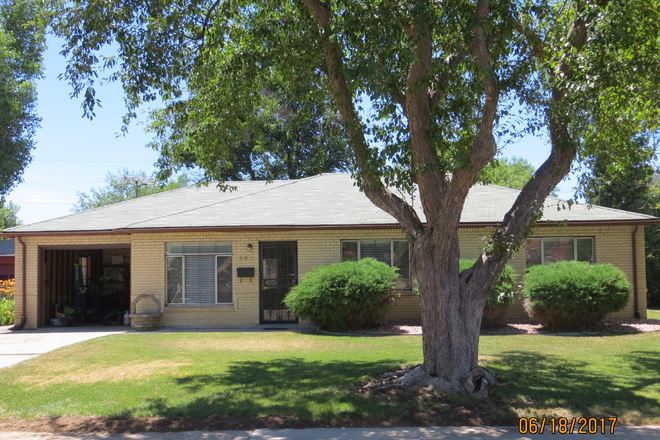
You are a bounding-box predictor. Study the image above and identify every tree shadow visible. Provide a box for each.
[490,348,660,422]
[120,348,660,425]
[137,358,406,421]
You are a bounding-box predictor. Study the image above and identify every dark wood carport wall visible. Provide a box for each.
[38,243,130,327]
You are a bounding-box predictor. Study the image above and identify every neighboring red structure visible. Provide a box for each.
[0,239,15,280]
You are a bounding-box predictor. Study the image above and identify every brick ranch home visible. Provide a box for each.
[2,173,657,329]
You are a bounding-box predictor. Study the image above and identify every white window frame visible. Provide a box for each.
[340,239,411,289]
[166,243,233,305]
[527,236,595,266]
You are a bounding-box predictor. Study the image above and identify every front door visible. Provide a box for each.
[260,242,298,324]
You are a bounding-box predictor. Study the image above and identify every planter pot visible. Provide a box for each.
[130,294,162,331]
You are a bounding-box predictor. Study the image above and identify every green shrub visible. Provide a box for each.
[0,279,15,326]
[284,258,398,331]
[523,261,630,331]
[460,259,518,329]
[459,259,518,306]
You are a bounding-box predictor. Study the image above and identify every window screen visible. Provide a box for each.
[341,239,411,289]
[167,256,183,304]
[526,237,595,267]
[165,243,233,305]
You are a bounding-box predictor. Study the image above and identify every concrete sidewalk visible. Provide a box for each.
[2,426,659,440]
[0,328,128,369]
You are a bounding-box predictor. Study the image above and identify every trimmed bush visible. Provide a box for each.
[523,261,631,331]
[460,259,518,329]
[284,258,398,331]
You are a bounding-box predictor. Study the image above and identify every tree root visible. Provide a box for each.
[356,364,496,398]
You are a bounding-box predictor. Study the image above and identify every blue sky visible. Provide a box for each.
[5,35,577,225]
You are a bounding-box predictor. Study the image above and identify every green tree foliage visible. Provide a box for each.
[51,0,660,392]
[481,156,558,196]
[459,259,517,306]
[0,0,44,195]
[582,146,660,307]
[523,261,631,331]
[150,77,352,182]
[72,169,190,212]
[284,258,398,331]
[0,199,21,235]
[482,157,535,191]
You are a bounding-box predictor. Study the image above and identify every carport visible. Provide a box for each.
[38,244,131,328]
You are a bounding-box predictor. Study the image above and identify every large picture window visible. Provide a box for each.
[526,237,594,267]
[166,242,233,305]
[341,240,411,289]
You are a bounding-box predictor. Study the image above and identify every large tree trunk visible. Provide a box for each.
[398,227,497,397]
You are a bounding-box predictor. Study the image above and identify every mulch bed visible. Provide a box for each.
[337,317,660,335]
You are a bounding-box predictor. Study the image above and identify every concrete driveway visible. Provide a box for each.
[0,327,130,369]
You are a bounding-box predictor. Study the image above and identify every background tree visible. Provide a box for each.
[0,0,44,195]
[52,0,660,395]
[0,199,21,235]
[581,144,660,307]
[150,77,352,182]
[482,156,558,196]
[72,169,190,212]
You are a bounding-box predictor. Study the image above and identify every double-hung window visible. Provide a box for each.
[525,237,594,267]
[166,242,233,305]
[341,240,411,289]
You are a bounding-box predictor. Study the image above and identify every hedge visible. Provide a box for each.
[523,261,630,331]
[284,258,398,331]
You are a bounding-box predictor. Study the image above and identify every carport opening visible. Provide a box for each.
[40,246,131,327]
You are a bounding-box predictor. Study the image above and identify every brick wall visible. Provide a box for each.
[13,224,647,329]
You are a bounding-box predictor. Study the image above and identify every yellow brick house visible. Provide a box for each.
[3,173,657,329]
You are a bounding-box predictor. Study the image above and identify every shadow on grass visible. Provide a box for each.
[113,349,660,425]
[490,349,660,422]
[141,358,406,421]
[130,357,519,426]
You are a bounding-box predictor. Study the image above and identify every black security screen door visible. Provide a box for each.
[260,242,298,324]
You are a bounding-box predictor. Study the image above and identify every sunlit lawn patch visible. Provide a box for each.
[0,331,658,426]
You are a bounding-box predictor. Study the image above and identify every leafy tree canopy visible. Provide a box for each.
[582,143,660,307]
[481,156,558,196]
[51,0,660,395]
[0,0,45,195]
[0,199,21,235]
[150,75,352,182]
[72,169,191,212]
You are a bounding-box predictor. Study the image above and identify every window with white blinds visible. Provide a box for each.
[341,240,411,289]
[166,242,233,305]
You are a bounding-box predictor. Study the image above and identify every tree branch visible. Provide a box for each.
[402,15,447,222]
[469,1,598,290]
[302,0,424,238]
[448,0,499,220]
[428,52,466,109]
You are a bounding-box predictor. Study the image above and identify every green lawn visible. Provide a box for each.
[648,309,660,319]
[1,332,659,426]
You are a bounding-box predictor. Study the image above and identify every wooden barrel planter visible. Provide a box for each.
[130,294,162,331]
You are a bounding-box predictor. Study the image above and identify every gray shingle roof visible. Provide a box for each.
[3,173,657,234]
[0,238,15,255]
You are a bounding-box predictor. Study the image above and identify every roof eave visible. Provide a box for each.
[2,217,658,236]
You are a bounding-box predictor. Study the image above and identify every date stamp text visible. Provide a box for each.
[518,417,617,434]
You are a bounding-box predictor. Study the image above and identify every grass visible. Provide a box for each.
[648,309,660,319]
[1,332,659,426]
